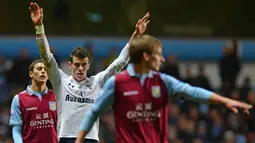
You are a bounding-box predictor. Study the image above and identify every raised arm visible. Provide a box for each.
[95,13,150,87]
[160,73,252,113]
[30,2,66,92]
[75,76,116,143]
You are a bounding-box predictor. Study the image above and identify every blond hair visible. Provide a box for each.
[129,34,161,63]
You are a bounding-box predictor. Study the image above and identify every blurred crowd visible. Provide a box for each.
[0,40,254,143]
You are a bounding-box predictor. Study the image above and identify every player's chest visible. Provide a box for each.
[20,96,57,115]
[116,81,168,104]
[115,89,168,111]
[63,79,99,97]
[62,81,100,105]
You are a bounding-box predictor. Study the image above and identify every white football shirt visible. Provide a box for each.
[36,35,129,140]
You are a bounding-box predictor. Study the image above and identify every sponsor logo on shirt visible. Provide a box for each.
[65,94,94,104]
[126,102,161,122]
[30,112,55,129]
[26,107,38,111]
[123,91,138,96]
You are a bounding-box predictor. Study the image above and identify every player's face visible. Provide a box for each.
[29,62,48,84]
[147,46,165,71]
[69,56,90,82]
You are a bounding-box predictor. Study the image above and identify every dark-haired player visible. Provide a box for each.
[10,60,58,143]
[29,2,150,143]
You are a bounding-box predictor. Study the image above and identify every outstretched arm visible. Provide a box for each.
[96,12,150,87]
[160,73,252,114]
[30,2,66,93]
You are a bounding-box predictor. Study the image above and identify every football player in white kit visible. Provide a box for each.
[29,2,150,143]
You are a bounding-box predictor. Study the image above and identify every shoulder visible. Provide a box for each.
[47,89,55,95]
[151,72,178,86]
[11,95,20,105]
[157,72,174,80]
[87,76,99,87]
[11,95,21,111]
[17,90,28,97]
[148,71,164,80]
[114,72,129,86]
[59,68,69,77]
[151,71,161,77]
[115,70,129,80]
[88,75,96,82]
[157,72,183,91]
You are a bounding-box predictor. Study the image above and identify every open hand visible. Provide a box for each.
[135,12,150,35]
[225,100,252,114]
[29,2,43,25]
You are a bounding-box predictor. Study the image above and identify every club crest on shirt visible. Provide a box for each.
[75,90,87,97]
[49,102,56,111]
[152,86,161,98]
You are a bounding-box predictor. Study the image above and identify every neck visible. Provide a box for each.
[133,63,150,75]
[31,81,46,93]
[72,75,86,83]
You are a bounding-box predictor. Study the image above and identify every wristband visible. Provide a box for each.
[35,25,45,35]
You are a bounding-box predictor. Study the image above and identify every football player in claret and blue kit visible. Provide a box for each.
[10,60,58,143]
[76,34,252,143]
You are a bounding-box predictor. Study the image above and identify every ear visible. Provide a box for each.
[29,71,33,78]
[68,61,72,69]
[143,52,150,62]
[87,62,91,70]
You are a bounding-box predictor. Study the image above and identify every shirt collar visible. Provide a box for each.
[126,64,155,78]
[26,86,48,96]
[69,76,89,87]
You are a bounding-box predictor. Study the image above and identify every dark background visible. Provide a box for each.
[0,1,255,143]
[1,0,255,37]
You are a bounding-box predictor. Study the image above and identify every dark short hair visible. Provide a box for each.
[69,47,91,63]
[129,34,161,64]
[29,59,43,72]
